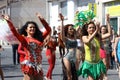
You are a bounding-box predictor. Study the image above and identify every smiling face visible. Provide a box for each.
[68,26,75,36]
[87,23,96,35]
[101,26,107,34]
[26,23,36,37]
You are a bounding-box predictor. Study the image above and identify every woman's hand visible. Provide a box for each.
[106,14,110,23]
[1,14,10,21]
[59,13,64,21]
[36,12,43,19]
[95,21,100,32]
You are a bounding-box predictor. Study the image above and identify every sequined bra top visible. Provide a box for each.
[65,38,77,49]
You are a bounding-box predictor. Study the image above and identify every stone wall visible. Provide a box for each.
[10,0,46,29]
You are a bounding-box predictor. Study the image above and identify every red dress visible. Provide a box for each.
[7,18,51,76]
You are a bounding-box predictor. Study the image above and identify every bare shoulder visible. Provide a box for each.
[82,36,88,39]
[82,36,88,42]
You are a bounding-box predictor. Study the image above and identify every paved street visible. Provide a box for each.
[0,45,119,80]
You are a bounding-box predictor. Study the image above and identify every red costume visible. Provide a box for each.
[6,18,51,76]
[46,37,57,79]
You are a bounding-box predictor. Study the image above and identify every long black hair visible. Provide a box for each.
[19,21,43,42]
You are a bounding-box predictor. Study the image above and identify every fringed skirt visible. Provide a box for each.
[77,60,106,80]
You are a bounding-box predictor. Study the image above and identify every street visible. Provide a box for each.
[0,45,119,80]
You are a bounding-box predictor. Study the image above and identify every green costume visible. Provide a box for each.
[77,38,106,80]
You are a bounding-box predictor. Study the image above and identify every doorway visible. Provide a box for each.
[110,18,118,34]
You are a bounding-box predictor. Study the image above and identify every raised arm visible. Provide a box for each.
[2,15,27,44]
[101,14,112,39]
[36,13,51,39]
[82,22,99,44]
[59,13,66,42]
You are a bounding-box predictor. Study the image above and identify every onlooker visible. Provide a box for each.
[12,27,20,65]
[53,26,57,36]
[12,43,19,65]
[52,26,58,41]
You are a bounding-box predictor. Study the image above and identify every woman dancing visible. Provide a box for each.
[44,34,57,80]
[59,13,78,80]
[2,13,51,80]
[77,14,111,80]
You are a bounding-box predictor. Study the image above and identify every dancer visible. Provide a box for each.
[100,14,112,80]
[2,13,51,80]
[59,13,78,80]
[77,14,111,80]
[45,34,57,80]
[77,21,105,80]
[76,27,84,70]
[100,25,111,69]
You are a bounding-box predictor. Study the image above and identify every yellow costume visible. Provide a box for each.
[77,38,106,80]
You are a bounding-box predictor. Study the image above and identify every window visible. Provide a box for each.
[3,10,5,14]
[110,18,118,33]
[0,9,5,14]
[60,1,67,17]
[77,0,95,7]
[105,1,120,7]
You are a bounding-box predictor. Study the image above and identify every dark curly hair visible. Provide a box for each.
[64,24,75,37]
[19,21,43,42]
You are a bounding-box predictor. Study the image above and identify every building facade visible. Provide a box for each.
[48,0,120,34]
[97,0,120,34]
[0,0,47,45]
[48,0,96,31]
[0,0,120,45]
